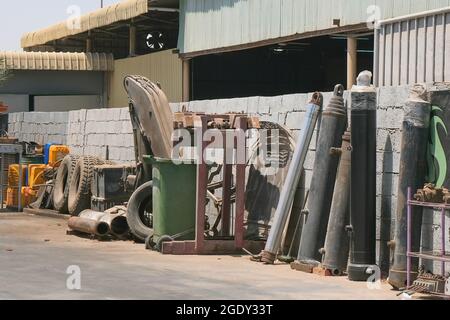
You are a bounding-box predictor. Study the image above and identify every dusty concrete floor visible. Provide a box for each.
[0,213,410,300]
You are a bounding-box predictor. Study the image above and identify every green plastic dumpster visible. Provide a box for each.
[144,156,197,244]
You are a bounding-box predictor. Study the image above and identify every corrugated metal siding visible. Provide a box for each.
[0,51,114,71]
[179,0,450,55]
[375,7,450,86]
[108,50,182,107]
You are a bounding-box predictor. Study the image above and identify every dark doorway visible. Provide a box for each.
[192,35,374,100]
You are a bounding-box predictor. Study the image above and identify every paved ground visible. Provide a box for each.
[0,213,411,300]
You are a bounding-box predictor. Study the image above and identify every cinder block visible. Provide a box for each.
[245,96,259,114]
[285,111,306,130]
[106,108,122,121]
[304,150,316,171]
[280,93,308,113]
[378,85,411,108]
[119,108,131,120]
[54,112,69,123]
[258,96,281,115]
[260,113,280,124]
[216,98,248,114]
[169,103,181,113]
[121,121,133,134]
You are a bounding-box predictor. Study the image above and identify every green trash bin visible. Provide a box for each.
[144,156,197,243]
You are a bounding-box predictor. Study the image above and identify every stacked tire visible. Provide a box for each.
[53,155,80,214]
[68,156,106,216]
[53,155,106,216]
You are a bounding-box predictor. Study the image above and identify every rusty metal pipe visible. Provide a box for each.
[388,85,430,290]
[261,92,323,264]
[68,217,110,237]
[296,84,347,268]
[321,130,352,275]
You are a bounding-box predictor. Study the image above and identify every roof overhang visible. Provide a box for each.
[20,0,179,57]
[0,51,114,71]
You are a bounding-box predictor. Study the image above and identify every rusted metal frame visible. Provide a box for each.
[221,129,233,237]
[234,117,248,249]
[194,115,209,254]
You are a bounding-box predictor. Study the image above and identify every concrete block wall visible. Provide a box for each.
[8,111,69,145]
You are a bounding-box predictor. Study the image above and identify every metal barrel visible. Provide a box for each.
[68,216,110,237]
[388,85,431,290]
[296,84,347,267]
[347,70,378,282]
[321,130,351,276]
[260,92,323,264]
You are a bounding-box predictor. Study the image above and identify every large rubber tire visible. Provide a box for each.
[127,181,153,242]
[68,156,104,216]
[53,155,80,214]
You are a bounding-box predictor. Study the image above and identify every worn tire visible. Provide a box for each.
[127,181,153,242]
[68,156,103,216]
[53,155,80,214]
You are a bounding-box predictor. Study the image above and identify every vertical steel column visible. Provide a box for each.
[347,37,357,90]
[348,70,378,282]
[194,116,208,254]
[261,93,323,264]
[296,85,347,268]
[182,60,191,102]
[389,84,431,290]
[321,130,352,275]
[129,24,137,57]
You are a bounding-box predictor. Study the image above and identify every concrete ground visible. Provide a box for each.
[0,213,411,300]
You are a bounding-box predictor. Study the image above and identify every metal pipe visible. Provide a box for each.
[347,38,357,90]
[295,85,347,268]
[68,217,110,237]
[79,210,130,238]
[321,130,352,276]
[261,92,323,264]
[347,70,378,282]
[388,84,431,290]
[281,169,306,258]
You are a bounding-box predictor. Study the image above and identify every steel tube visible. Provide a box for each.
[261,93,323,264]
[388,84,431,290]
[296,85,347,267]
[79,209,130,238]
[68,216,110,237]
[348,71,378,282]
[321,130,352,276]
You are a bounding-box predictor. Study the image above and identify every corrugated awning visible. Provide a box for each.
[0,51,114,71]
[21,0,149,49]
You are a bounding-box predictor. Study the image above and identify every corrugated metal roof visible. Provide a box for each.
[0,52,114,71]
[178,0,450,56]
[21,0,149,49]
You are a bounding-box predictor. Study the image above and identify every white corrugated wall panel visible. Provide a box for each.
[376,8,450,86]
[180,0,450,55]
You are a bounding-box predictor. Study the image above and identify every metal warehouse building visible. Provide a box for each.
[2,0,450,112]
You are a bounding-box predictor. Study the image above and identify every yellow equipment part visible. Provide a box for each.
[8,164,27,188]
[6,187,38,208]
[28,164,47,188]
[48,145,70,167]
